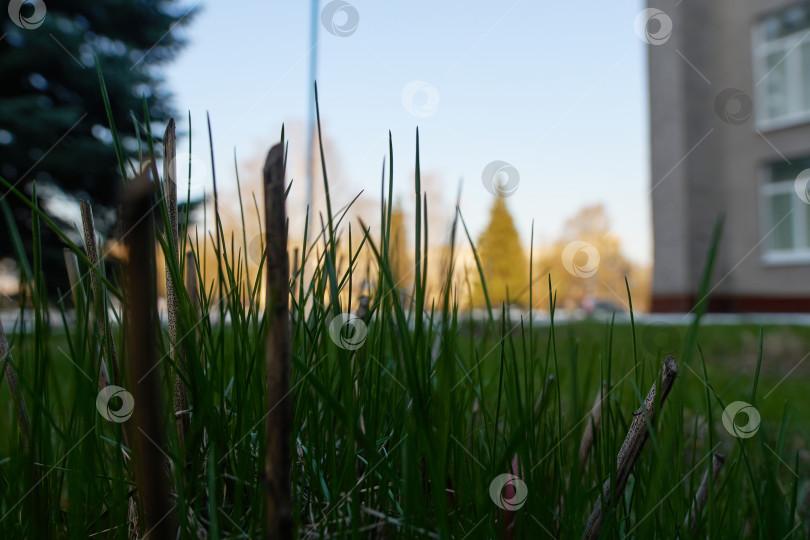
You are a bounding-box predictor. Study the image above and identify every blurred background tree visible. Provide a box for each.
[0,0,197,298]
[388,201,409,290]
[473,196,529,308]
[536,204,650,312]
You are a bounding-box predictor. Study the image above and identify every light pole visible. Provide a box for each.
[305,0,319,245]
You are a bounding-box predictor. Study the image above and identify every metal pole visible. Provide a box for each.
[305,0,319,244]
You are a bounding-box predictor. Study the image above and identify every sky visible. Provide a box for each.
[165,0,651,264]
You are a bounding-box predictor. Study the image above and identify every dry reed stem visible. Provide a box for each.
[122,170,173,538]
[163,119,189,448]
[583,356,679,540]
[579,381,609,467]
[0,319,35,460]
[684,452,725,533]
[799,482,810,537]
[79,200,121,388]
[291,247,299,291]
[63,248,111,390]
[185,248,208,485]
[263,143,292,539]
[555,381,611,525]
[185,250,200,317]
[533,375,556,419]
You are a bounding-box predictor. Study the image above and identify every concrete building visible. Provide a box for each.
[648,0,810,312]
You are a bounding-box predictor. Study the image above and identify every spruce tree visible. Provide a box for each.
[474,196,528,308]
[0,0,197,293]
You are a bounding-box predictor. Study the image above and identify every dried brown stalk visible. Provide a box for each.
[799,482,810,537]
[163,119,189,448]
[79,200,121,387]
[185,250,200,317]
[263,143,292,539]
[554,382,610,525]
[185,248,208,484]
[533,374,556,419]
[63,248,111,390]
[684,453,725,533]
[122,171,173,538]
[583,356,679,540]
[579,381,609,467]
[0,319,35,458]
[291,247,299,291]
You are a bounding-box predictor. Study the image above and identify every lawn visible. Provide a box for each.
[3,312,808,538]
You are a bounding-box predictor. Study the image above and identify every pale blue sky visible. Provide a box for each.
[166,0,650,263]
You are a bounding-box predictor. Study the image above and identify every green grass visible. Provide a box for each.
[0,91,808,538]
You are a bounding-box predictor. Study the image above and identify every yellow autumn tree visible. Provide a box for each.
[536,204,650,311]
[388,202,409,290]
[473,196,529,308]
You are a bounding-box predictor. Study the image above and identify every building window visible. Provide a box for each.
[761,157,810,262]
[755,2,810,128]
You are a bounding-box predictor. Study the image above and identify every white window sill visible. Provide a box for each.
[762,251,810,265]
[756,112,810,133]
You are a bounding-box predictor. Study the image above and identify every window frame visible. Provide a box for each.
[760,164,810,264]
[753,9,810,131]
